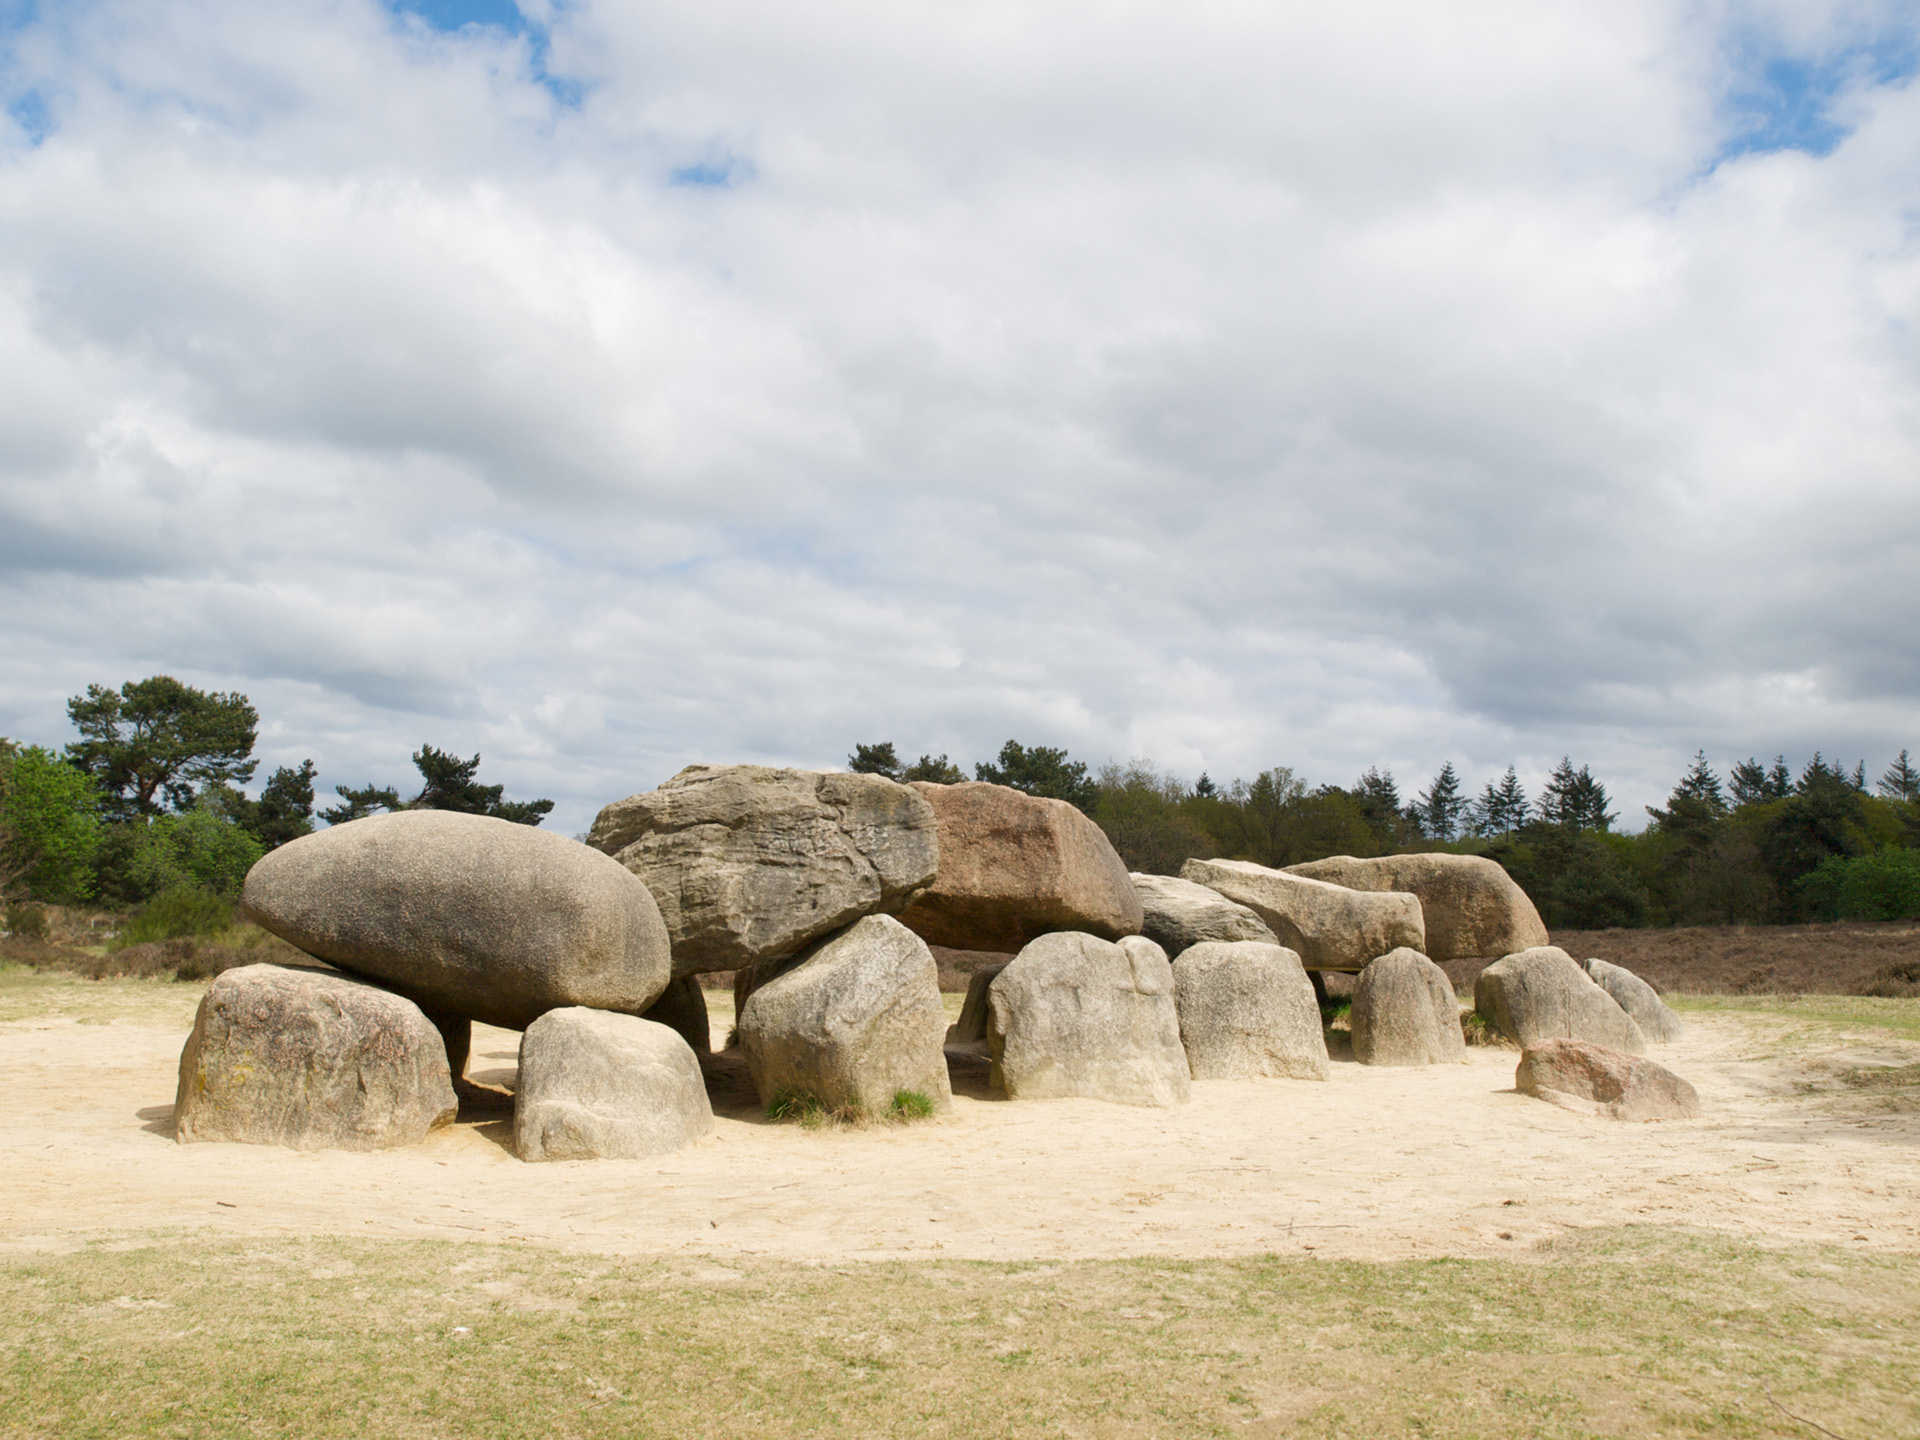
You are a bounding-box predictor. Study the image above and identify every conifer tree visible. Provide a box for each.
[1880,749,1920,803]
[1415,762,1466,841]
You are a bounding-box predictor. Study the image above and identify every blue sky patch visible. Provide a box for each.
[1719,30,1918,162]
[6,88,48,143]
[671,156,752,189]
[387,0,528,36]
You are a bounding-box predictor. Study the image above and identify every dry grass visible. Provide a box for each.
[1552,920,1920,997]
[0,1227,1913,1439]
[0,962,208,1028]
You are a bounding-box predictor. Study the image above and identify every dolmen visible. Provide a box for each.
[1180,857,1424,973]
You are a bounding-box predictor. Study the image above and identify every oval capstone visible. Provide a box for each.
[240,810,673,1031]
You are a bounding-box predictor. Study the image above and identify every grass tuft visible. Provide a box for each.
[888,1089,935,1122]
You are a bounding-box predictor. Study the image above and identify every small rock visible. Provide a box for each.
[240,810,672,1031]
[897,782,1143,951]
[589,765,939,976]
[1180,857,1424,972]
[987,931,1190,1107]
[1285,853,1547,962]
[1172,941,1328,1081]
[1581,958,1685,1043]
[1350,948,1467,1067]
[1475,947,1647,1053]
[1131,873,1278,957]
[740,914,953,1115]
[1515,1037,1701,1120]
[175,964,456,1151]
[515,1009,713,1161]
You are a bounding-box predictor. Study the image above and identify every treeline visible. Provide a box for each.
[854,739,1920,931]
[0,675,551,910]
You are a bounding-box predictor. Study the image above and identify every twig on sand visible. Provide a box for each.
[1766,1390,1854,1440]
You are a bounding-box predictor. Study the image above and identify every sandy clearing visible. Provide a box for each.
[2,1008,1914,1263]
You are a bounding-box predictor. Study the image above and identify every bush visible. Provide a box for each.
[112,887,234,950]
[4,902,50,940]
[102,809,266,903]
[0,748,103,904]
[1798,850,1920,922]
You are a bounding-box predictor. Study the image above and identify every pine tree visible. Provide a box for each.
[902,753,965,783]
[975,741,1098,812]
[319,746,552,827]
[1730,755,1792,807]
[1537,758,1614,831]
[1415,762,1466,841]
[848,742,903,779]
[1473,766,1528,835]
[1880,749,1920,803]
[1193,773,1217,799]
[65,676,259,820]
[1672,751,1727,809]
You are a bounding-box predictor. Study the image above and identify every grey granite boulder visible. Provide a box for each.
[240,810,672,1031]
[950,960,1012,1046]
[1285,853,1547,962]
[515,1008,713,1161]
[175,964,456,1150]
[1171,941,1328,1081]
[987,931,1190,1107]
[1181,857,1424,972]
[589,765,939,976]
[1349,948,1467,1066]
[740,914,952,1114]
[1582,958,1685,1043]
[1131,872,1278,957]
[1475,946,1646,1054]
[897,782,1143,951]
[1516,1037,1701,1120]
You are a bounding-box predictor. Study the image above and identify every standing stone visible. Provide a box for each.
[515,1009,713,1162]
[1582,958,1685,1043]
[175,964,456,1151]
[1172,941,1328,1081]
[240,810,672,1032]
[1131,873,1279,957]
[987,931,1190,1107]
[1516,1038,1702,1120]
[1181,857,1425,972]
[641,974,713,1056]
[1475,946,1647,1054]
[951,960,1012,1045]
[1285,853,1548,962]
[897,782,1143,951]
[1350,948,1467,1066]
[740,915,953,1114]
[589,766,939,976]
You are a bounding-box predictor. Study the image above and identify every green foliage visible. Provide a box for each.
[113,887,236,949]
[1798,850,1920,922]
[888,1089,935,1121]
[238,760,317,849]
[1414,761,1466,841]
[320,746,553,827]
[902,753,966,783]
[1090,761,1213,874]
[1470,766,1529,836]
[64,676,258,820]
[1879,749,1920,803]
[975,740,1099,812]
[847,742,902,779]
[0,747,103,904]
[98,808,266,903]
[1536,757,1615,831]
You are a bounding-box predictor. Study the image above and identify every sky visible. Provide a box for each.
[1,0,1917,837]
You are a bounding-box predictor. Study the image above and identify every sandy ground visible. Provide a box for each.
[2,1004,1915,1264]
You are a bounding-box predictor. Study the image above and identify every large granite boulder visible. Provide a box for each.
[241,810,671,1031]
[1582,958,1685,1043]
[515,1008,713,1161]
[1180,857,1424,972]
[175,964,456,1150]
[1516,1038,1701,1120]
[1349,947,1467,1066]
[589,765,939,976]
[986,931,1190,1107]
[1284,853,1547,962]
[739,914,952,1114]
[897,782,1143,952]
[1475,946,1646,1053]
[1171,941,1328,1081]
[1131,872,1278,957]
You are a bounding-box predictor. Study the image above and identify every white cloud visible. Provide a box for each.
[1,0,1917,832]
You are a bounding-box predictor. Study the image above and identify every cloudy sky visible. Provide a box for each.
[1,0,1916,835]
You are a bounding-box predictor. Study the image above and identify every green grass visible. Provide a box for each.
[0,1227,1913,1438]
[0,963,207,1028]
[1667,993,1920,1044]
[888,1089,935,1120]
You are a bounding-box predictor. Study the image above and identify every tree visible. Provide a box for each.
[1194,773,1217,799]
[848,742,902,779]
[1879,749,1919,803]
[1730,755,1790,807]
[0,747,104,904]
[319,746,553,827]
[902,753,966,783]
[1415,762,1467,841]
[975,740,1098,812]
[1473,766,1529,836]
[1091,761,1213,874]
[240,761,317,849]
[1537,757,1614,831]
[65,676,258,820]
[1350,768,1411,849]
[1645,752,1727,839]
